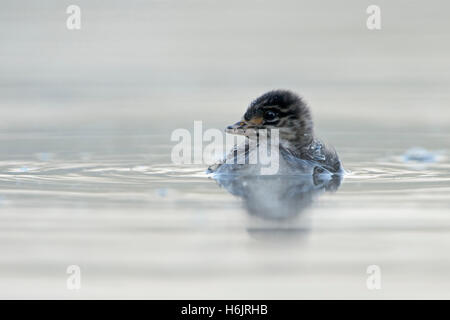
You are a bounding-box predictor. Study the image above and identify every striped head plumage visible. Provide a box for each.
[226,90,314,147]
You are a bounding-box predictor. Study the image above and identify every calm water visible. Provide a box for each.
[0,128,449,299]
[1,0,450,298]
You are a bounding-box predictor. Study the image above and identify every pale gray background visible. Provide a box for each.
[0,0,449,299]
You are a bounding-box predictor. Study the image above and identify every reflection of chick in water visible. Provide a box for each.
[213,174,342,220]
[208,89,344,237]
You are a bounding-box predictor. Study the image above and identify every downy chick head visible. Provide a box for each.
[226,90,314,145]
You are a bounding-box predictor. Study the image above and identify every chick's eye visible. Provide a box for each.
[264,111,277,120]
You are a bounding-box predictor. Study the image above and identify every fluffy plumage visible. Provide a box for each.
[208,90,343,175]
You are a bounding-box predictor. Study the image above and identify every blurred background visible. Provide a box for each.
[0,0,449,299]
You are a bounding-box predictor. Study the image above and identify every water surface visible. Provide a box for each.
[1,0,450,299]
[0,129,449,299]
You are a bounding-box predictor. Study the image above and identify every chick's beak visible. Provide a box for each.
[225,116,264,135]
[226,120,248,132]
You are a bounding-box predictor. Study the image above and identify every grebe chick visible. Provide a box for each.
[207,90,343,176]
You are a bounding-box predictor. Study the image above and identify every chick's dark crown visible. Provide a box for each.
[243,90,313,137]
